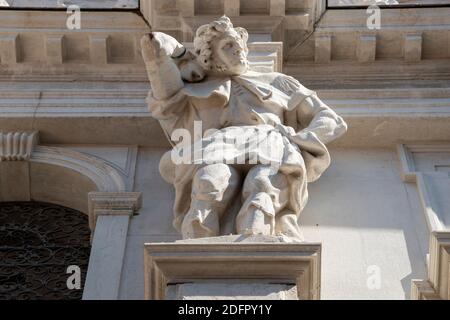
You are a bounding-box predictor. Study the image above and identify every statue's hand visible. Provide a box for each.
[141,32,184,100]
[141,33,161,63]
[141,32,185,63]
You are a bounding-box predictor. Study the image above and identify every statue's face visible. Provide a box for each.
[212,32,248,75]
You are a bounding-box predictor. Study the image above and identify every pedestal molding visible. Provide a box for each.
[144,239,321,300]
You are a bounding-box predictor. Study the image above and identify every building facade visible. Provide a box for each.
[0,0,449,300]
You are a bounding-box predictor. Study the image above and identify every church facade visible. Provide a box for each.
[0,0,449,300]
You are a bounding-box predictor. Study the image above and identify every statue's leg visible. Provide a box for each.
[275,211,304,241]
[181,163,240,239]
[236,165,289,236]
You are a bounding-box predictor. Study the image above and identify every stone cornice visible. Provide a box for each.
[288,7,450,63]
[1,82,449,148]
[0,9,449,148]
[0,8,449,79]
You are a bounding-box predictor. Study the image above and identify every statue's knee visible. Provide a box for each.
[192,164,240,202]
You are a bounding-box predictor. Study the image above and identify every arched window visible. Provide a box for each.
[0,202,91,300]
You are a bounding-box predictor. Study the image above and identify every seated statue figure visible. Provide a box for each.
[141,16,347,241]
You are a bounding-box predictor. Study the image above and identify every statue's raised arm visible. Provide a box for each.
[140,32,185,100]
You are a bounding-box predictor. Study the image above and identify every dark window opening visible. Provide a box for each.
[0,202,91,300]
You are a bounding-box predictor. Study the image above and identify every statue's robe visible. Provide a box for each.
[148,71,347,233]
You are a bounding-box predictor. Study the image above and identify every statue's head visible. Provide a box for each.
[194,16,249,76]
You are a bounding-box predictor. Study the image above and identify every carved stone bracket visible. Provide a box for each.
[0,131,38,202]
[0,131,38,161]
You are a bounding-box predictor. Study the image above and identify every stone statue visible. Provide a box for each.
[141,16,347,241]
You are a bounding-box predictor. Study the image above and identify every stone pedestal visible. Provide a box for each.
[144,235,321,300]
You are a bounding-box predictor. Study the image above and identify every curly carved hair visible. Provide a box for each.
[193,16,249,72]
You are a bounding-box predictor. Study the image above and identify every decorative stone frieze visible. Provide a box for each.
[140,0,325,47]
